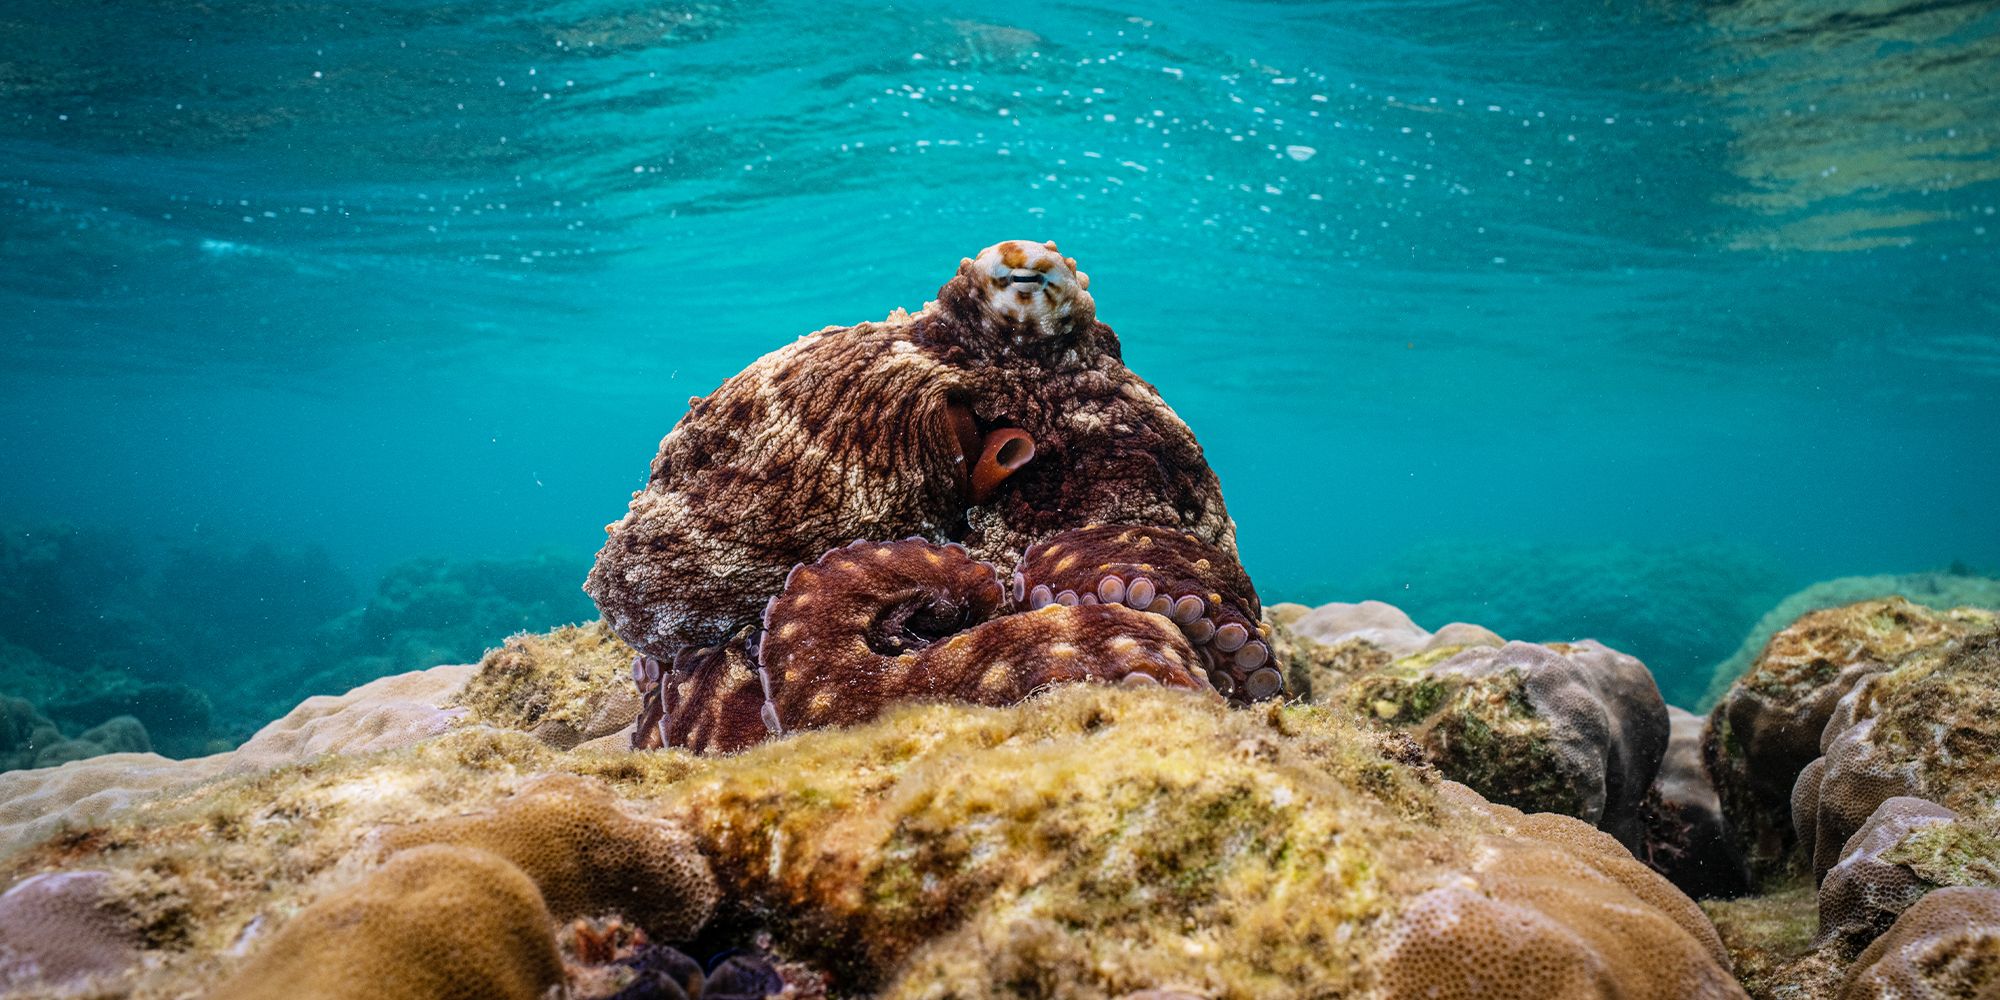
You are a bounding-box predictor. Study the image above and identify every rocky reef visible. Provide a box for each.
[1698,595,2000,999]
[3,577,1998,998]
[1,621,1747,999]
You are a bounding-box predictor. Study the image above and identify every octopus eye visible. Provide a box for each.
[1008,273,1045,286]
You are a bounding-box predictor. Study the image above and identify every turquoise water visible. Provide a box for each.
[3,0,1998,744]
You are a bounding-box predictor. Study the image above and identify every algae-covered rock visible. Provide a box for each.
[1701,573,2000,709]
[1272,599,1504,702]
[0,683,1741,999]
[1704,598,1997,888]
[1794,631,2000,888]
[450,620,641,750]
[656,686,1733,998]
[1343,638,1670,851]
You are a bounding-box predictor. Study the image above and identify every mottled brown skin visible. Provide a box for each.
[589,242,1242,650]
[593,240,1264,752]
[639,538,1212,754]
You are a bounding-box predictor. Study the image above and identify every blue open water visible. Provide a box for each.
[3,0,1997,745]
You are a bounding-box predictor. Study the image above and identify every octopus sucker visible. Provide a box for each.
[589,241,1267,752]
[1015,524,1271,704]
[653,538,1213,753]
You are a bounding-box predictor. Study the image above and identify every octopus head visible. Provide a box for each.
[946,239,1096,348]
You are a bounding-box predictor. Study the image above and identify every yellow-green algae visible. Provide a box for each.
[1702,881,1845,1000]
[1881,806,2000,891]
[448,621,640,749]
[1335,649,1587,822]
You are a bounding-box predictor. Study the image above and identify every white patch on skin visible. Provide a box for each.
[980,663,1016,691]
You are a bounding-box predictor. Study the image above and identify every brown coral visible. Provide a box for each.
[1378,799,1741,1000]
[1840,886,2000,999]
[210,845,565,1000]
[371,773,716,941]
[1814,797,1958,953]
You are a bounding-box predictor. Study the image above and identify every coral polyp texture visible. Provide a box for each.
[369,773,716,941]
[209,845,566,1000]
[588,241,1272,753]
[1703,597,1997,888]
[1839,886,2000,999]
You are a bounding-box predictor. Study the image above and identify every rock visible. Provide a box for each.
[659,686,1736,998]
[1344,638,1670,851]
[1704,599,1996,888]
[1643,706,1747,900]
[1792,631,2000,888]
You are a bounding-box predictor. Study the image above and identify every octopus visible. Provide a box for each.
[586,240,1277,753]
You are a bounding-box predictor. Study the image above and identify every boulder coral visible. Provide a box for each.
[0,869,143,992]
[1703,598,1996,887]
[370,773,716,941]
[1839,886,2000,999]
[209,845,566,1000]
[1813,797,1960,952]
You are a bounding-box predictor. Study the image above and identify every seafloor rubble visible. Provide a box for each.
[1,588,1996,998]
